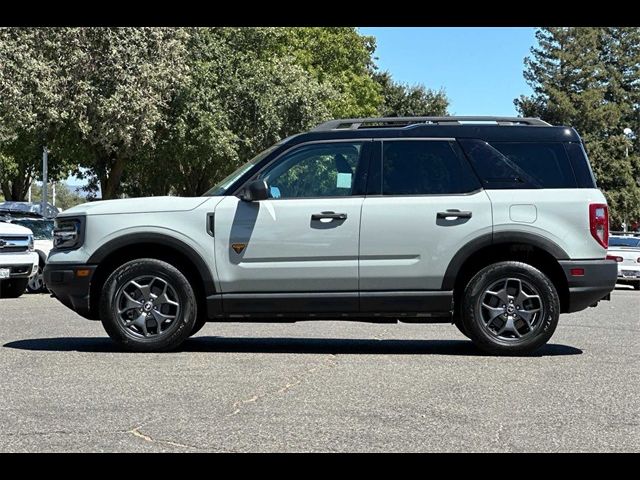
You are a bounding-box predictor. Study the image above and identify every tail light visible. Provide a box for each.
[589,203,609,249]
[606,255,623,262]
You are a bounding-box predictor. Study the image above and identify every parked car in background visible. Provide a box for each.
[0,201,60,219]
[1,212,54,293]
[0,221,39,298]
[607,235,640,290]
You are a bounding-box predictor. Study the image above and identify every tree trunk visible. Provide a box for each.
[100,157,126,199]
[0,175,31,201]
[1,182,12,200]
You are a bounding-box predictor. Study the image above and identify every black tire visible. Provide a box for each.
[462,261,560,355]
[0,278,29,298]
[100,258,198,352]
[634,283,640,291]
[189,313,208,337]
[453,313,470,338]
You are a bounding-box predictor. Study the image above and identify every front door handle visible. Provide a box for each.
[437,209,472,219]
[311,211,348,221]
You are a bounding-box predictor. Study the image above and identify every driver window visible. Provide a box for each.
[260,143,362,198]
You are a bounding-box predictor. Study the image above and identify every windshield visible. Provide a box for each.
[203,145,280,196]
[11,219,54,240]
[609,236,640,248]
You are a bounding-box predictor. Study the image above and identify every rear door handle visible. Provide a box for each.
[437,209,472,219]
[311,211,348,221]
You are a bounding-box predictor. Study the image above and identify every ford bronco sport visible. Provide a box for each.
[44,116,618,354]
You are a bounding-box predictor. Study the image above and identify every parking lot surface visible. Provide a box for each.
[0,288,638,452]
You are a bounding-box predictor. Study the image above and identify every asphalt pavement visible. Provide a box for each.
[0,287,638,452]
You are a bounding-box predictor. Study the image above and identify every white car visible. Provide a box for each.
[607,235,640,290]
[1,215,54,293]
[0,222,39,298]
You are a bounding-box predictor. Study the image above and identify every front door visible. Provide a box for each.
[214,141,369,313]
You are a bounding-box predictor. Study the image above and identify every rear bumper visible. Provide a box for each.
[559,259,618,313]
[43,263,97,320]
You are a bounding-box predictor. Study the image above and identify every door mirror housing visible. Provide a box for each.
[240,179,270,202]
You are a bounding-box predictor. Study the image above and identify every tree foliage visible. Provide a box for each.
[0,28,74,200]
[0,27,449,200]
[515,27,640,226]
[27,182,86,211]
[374,71,448,117]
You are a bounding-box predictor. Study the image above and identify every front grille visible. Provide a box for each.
[1,246,28,253]
[0,235,29,253]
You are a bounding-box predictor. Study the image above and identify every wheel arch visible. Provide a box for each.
[445,233,570,314]
[87,233,215,320]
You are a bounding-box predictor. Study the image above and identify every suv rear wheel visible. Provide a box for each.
[462,261,560,355]
[100,258,197,352]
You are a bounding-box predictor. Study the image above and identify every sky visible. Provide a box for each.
[359,27,537,116]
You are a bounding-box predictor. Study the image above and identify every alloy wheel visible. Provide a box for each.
[477,277,544,341]
[115,275,181,338]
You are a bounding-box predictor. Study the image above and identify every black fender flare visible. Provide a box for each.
[87,232,216,296]
[441,232,569,290]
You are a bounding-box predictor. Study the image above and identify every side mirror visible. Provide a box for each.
[240,179,270,202]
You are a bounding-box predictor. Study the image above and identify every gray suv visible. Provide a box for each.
[44,116,618,354]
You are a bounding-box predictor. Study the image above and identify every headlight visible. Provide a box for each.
[28,235,34,251]
[53,217,84,250]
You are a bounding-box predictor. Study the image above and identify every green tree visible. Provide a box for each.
[0,28,75,200]
[515,27,640,226]
[124,28,337,197]
[58,28,190,199]
[1,27,190,200]
[28,182,86,211]
[279,27,382,118]
[374,71,448,117]
[2,27,451,200]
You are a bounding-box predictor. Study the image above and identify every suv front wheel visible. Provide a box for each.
[100,258,197,352]
[462,261,560,355]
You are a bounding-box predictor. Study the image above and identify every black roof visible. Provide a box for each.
[283,117,581,147]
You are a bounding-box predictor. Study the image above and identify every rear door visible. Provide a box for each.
[359,139,492,296]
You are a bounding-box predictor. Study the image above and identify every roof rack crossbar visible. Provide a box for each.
[312,116,551,131]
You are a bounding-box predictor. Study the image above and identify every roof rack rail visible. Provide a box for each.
[312,116,551,131]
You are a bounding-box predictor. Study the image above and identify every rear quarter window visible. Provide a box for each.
[490,142,577,189]
[458,139,579,189]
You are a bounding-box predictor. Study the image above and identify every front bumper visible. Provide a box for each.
[559,259,618,313]
[43,263,97,319]
[0,252,39,279]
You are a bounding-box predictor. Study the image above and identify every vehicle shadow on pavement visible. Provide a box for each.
[3,337,583,357]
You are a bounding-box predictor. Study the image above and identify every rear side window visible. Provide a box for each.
[565,142,597,188]
[380,140,480,195]
[459,139,578,189]
[491,142,577,188]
